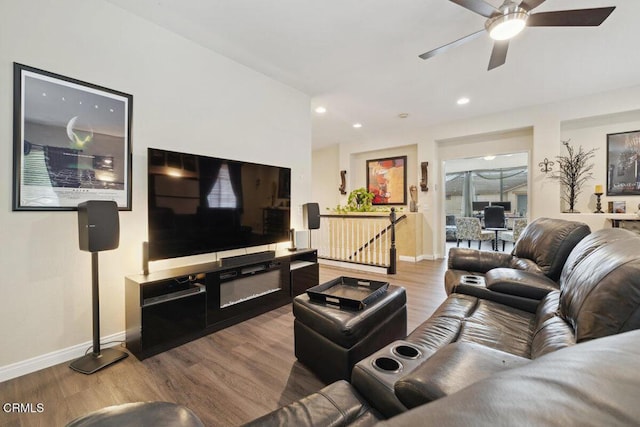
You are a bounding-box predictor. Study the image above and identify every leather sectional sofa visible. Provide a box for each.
[244,223,640,426]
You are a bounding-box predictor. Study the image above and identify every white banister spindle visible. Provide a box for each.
[316,213,404,271]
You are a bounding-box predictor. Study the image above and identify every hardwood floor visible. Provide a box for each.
[0,260,447,427]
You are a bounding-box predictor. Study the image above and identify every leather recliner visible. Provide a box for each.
[445,217,591,312]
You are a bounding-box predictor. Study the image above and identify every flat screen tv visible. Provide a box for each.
[472,201,490,211]
[147,148,291,261]
[491,201,511,212]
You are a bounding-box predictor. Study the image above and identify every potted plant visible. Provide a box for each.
[346,187,375,212]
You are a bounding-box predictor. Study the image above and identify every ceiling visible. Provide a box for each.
[105,0,640,150]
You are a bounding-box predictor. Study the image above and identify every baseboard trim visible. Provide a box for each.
[0,331,126,383]
[318,259,388,275]
[399,254,436,262]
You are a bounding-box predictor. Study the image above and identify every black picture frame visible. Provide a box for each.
[606,130,640,196]
[366,155,407,205]
[13,63,133,210]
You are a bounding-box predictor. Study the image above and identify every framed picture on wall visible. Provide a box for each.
[366,156,407,205]
[606,130,640,196]
[13,63,133,210]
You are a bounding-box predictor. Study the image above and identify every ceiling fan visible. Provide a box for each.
[419,0,615,70]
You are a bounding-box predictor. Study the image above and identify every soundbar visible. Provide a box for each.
[221,250,275,268]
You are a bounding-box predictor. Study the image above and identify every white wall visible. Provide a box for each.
[311,145,339,213]
[0,0,311,373]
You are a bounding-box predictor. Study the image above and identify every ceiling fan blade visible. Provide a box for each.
[527,7,615,27]
[419,29,484,60]
[519,0,546,12]
[449,0,497,18]
[488,40,509,70]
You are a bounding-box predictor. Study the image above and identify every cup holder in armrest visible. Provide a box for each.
[460,275,485,286]
[373,356,402,374]
[392,344,422,360]
[352,340,429,418]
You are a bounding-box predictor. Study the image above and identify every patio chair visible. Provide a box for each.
[499,218,528,251]
[455,217,494,249]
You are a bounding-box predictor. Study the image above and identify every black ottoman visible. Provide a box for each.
[293,284,407,383]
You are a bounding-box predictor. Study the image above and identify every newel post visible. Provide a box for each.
[388,207,397,274]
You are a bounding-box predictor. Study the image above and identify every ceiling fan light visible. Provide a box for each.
[487,11,528,41]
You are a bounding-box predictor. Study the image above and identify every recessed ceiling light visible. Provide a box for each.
[398,113,409,119]
[484,155,496,160]
[353,123,362,128]
[315,106,327,114]
[457,97,470,105]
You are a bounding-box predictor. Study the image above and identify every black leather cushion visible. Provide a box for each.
[65,402,204,427]
[446,248,515,276]
[293,285,406,348]
[512,217,590,281]
[445,271,542,313]
[241,380,382,427]
[377,330,640,427]
[456,298,535,357]
[405,294,536,358]
[404,294,476,357]
[394,342,528,408]
[559,228,640,342]
[530,291,575,358]
[485,268,559,299]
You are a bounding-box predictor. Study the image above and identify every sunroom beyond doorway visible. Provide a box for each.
[444,153,528,253]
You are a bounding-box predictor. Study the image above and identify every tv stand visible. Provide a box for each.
[125,248,318,359]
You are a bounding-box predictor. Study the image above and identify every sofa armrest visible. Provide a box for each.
[241,380,382,427]
[394,342,529,409]
[485,268,560,300]
[447,248,515,273]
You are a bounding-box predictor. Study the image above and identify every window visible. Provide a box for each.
[207,163,238,208]
[444,153,528,217]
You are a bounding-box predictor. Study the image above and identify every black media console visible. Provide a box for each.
[125,248,318,359]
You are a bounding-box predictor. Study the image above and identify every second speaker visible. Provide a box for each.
[303,202,320,230]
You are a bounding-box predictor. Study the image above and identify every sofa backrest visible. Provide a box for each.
[559,228,640,342]
[512,217,590,281]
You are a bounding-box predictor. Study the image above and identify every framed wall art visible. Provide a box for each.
[13,63,133,210]
[606,130,640,196]
[366,155,407,205]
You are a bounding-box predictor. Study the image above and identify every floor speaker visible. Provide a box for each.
[303,202,320,230]
[70,200,128,374]
[78,200,120,252]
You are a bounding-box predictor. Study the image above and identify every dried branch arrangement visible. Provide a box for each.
[549,140,597,213]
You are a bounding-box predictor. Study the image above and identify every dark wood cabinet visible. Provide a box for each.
[290,250,319,297]
[125,248,317,359]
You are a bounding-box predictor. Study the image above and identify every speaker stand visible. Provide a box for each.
[70,252,128,374]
